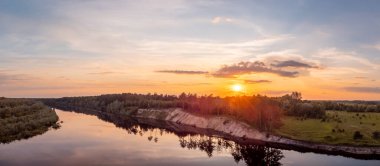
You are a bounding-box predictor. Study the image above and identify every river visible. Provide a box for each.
[0,109,379,166]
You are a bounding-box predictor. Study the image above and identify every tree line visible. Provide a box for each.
[0,98,59,143]
[42,93,283,131]
[276,92,326,118]
[316,101,380,112]
[42,92,348,131]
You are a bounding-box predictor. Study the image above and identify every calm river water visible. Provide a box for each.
[0,109,379,166]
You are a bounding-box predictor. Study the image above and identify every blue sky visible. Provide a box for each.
[1,0,380,99]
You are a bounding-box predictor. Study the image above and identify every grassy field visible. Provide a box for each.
[275,110,380,146]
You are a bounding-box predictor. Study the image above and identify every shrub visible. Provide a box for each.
[373,131,380,139]
[324,136,333,141]
[353,131,363,140]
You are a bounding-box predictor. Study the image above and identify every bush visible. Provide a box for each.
[324,136,333,141]
[373,131,380,139]
[353,131,363,140]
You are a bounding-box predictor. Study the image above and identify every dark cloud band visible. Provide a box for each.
[244,79,272,84]
[212,61,299,78]
[271,60,318,68]
[344,87,380,93]
[156,70,209,74]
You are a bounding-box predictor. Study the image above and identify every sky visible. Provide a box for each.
[0,0,380,100]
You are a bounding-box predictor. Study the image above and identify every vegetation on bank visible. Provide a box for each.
[276,110,380,146]
[319,100,380,112]
[42,93,284,131]
[276,92,326,118]
[0,98,59,143]
[41,92,380,146]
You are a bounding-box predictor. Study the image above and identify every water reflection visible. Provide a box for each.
[178,135,283,166]
[93,111,284,166]
[1,109,380,166]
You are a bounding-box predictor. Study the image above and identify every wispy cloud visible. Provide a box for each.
[315,48,379,69]
[271,60,319,68]
[244,79,272,84]
[210,16,267,35]
[88,71,123,75]
[363,43,380,51]
[156,70,208,75]
[262,90,291,96]
[211,16,234,24]
[344,86,380,93]
[0,72,35,83]
[138,35,291,56]
[373,44,380,51]
[212,61,299,78]
[354,76,368,79]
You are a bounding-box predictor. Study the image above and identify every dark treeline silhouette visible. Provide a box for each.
[42,92,380,131]
[42,93,283,131]
[316,100,380,112]
[278,92,380,117]
[276,92,326,118]
[0,98,59,143]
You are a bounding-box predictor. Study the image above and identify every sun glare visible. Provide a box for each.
[231,84,243,92]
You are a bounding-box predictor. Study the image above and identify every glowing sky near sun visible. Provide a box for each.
[0,0,380,100]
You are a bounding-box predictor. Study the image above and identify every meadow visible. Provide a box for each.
[275,110,380,146]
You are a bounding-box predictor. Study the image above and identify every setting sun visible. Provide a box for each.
[1,1,380,165]
[231,84,244,92]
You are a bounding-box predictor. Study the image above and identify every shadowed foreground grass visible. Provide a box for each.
[275,110,380,146]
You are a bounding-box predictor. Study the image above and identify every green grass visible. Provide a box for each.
[275,110,380,146]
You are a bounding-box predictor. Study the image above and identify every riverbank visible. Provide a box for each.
[0,98,59,143]
[131,108,380,157]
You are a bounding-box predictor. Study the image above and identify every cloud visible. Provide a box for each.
[156,70,208,75]
[156,56,319,79]
[271,60,318,68]
[212,61,299,78]
[210,16,267,35]
[344,86,380,93]
[315,48,379,69]
[0,72,35,83]
[138,35,291,59]
[244,79,272,84]
[363,43,380,51]
[373,44,380,51]
[88,71,123,75]
[354,76,367,79]
[262,90,291,96]
[211,16,233,24]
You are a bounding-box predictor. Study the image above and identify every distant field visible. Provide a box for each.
[275,110,380,146]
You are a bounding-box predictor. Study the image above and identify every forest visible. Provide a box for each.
[0,98,59,143]
[41,92,380,135]
[315,100,380,112]
[41,92,326,131]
